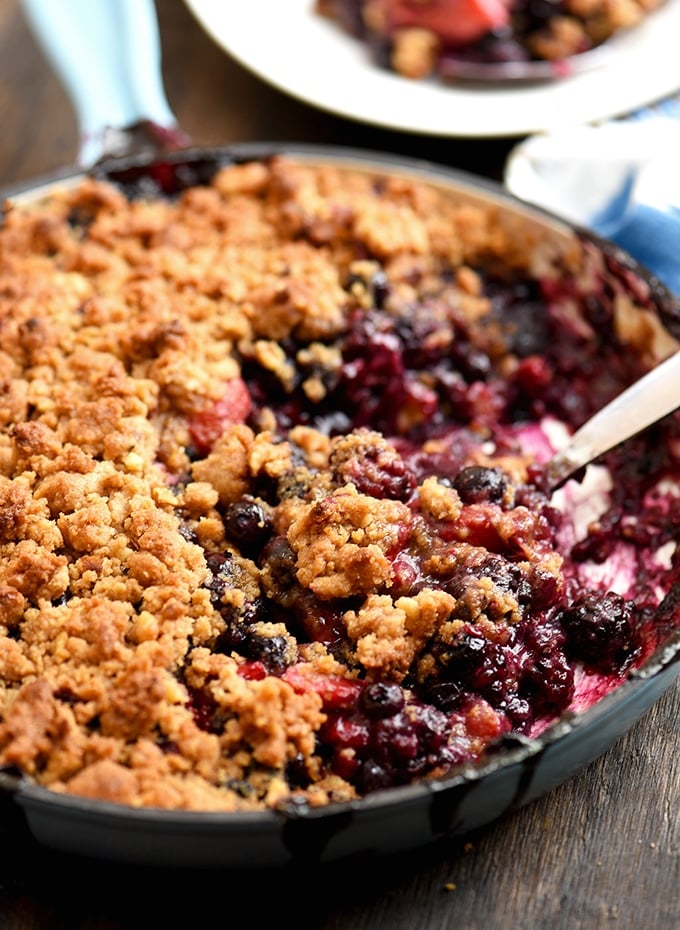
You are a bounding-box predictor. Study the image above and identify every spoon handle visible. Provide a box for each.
[20,0,189,168]
[546,349,680,489]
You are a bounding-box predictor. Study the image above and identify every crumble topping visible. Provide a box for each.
[0,154,678,813]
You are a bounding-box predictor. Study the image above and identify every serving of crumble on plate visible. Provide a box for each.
[314,0,666,80]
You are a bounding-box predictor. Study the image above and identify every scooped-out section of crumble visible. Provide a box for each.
[0,154,678,813]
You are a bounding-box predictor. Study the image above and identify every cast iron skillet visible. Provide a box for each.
[1,0,679,869]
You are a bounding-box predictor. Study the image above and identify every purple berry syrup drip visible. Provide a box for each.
[192,254,680,799]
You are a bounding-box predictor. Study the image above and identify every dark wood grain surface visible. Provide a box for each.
[0,2,678,928]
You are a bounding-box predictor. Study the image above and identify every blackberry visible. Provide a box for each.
[559,592,643,674]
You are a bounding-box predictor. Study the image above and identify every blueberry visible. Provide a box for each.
[223,497,272,554]
[453,465,507,504]
[359,682,405,719]
[357,759,393,793]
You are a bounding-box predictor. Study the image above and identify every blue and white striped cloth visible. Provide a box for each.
[505,96,680,296]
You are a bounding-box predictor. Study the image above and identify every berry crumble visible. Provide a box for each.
[314,0,666,80]
[0,153,678,814]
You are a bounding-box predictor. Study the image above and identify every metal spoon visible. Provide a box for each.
[545,350,680,490]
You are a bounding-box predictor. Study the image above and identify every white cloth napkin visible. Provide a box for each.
[505,103,680,296]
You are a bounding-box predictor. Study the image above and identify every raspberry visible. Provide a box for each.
[188,378,252,454]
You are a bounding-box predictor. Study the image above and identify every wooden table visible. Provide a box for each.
[0,2,678,927]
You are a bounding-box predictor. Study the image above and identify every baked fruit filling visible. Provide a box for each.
[0,155,678,812]
[315,0,666,79]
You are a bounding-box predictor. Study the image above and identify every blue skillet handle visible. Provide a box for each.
[20,0,190,168]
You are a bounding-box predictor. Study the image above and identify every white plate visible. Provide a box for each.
[184,0,680,138]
